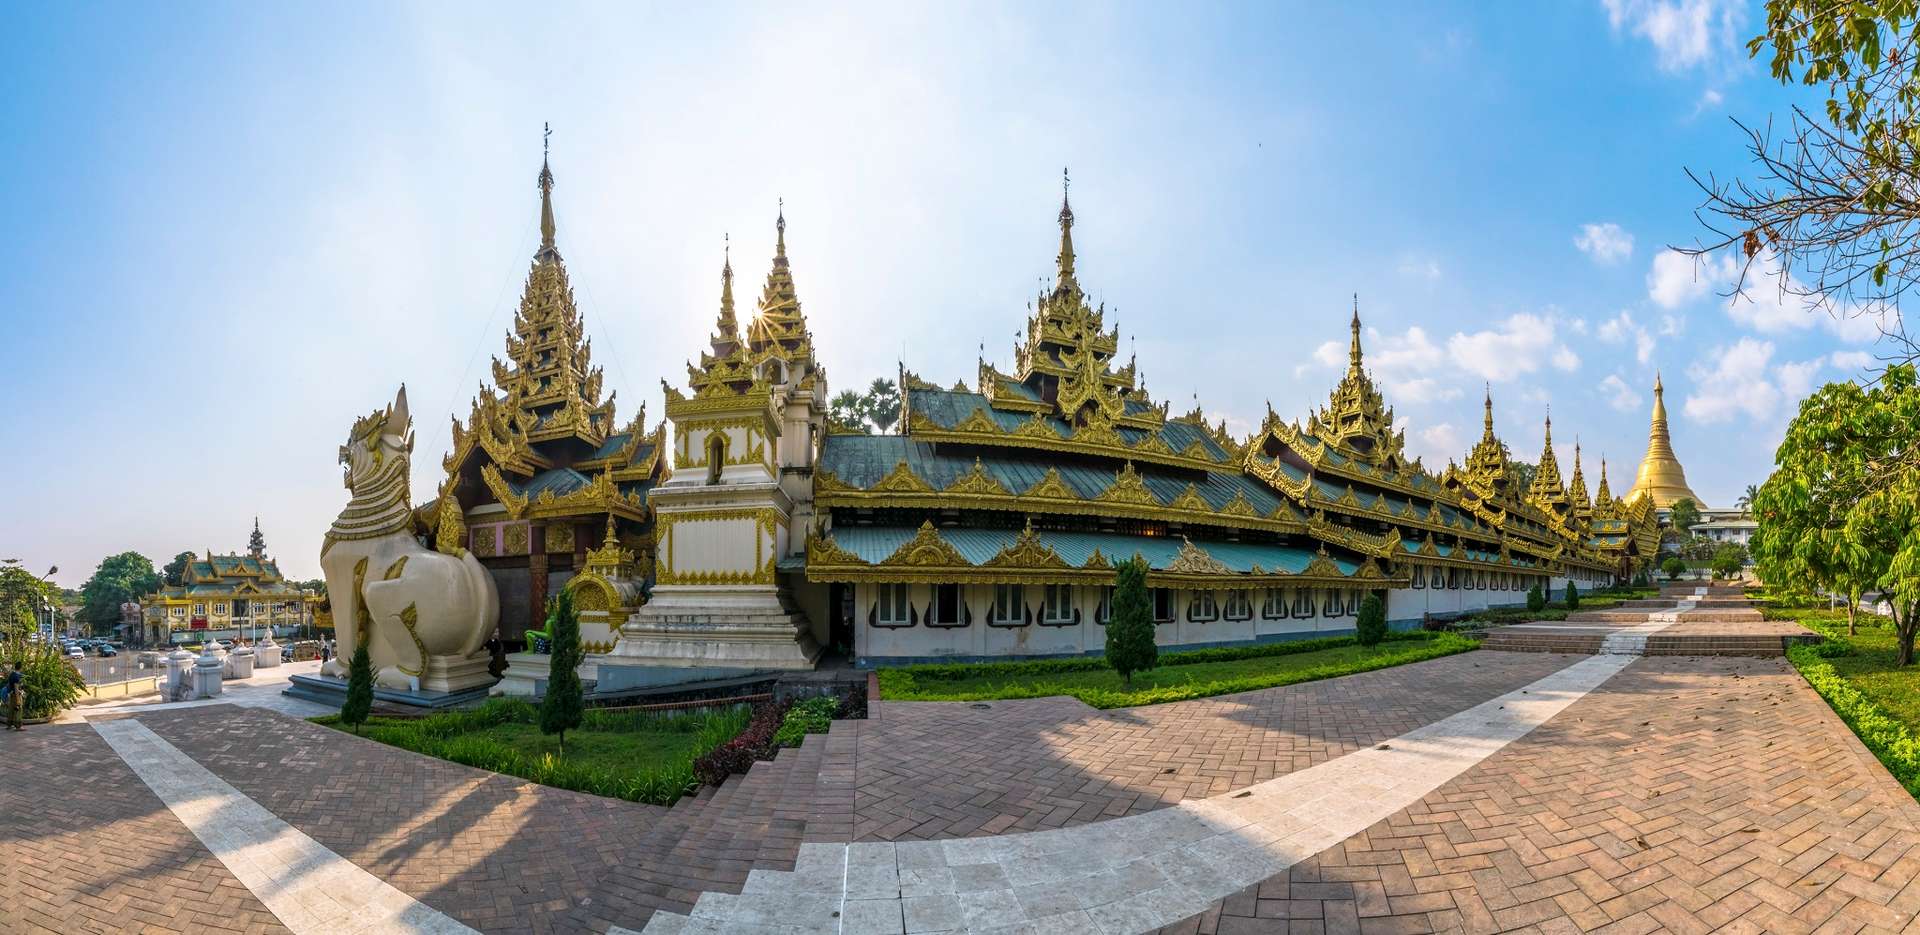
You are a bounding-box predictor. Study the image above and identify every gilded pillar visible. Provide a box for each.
[528,523,549,632]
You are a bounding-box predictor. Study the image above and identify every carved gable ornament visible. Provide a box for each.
[1164,537,1232,576]
[982,525,1071,569]
[1098,462,1158,506]
[880,521,970,568]
[872,460,936,494]
[944,457,1010,496]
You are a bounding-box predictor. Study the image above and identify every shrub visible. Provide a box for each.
[1661,556,1688,581]
[1789,644,1920,796]
[2,639,85,720]
[1564,582,1580,610]
[1354,594,1387,647]
[775,695,839,747]
[692,700,789,786]
[540,591,583,753]
[342,642,373,734]
[1105,557,1157,687]
[1526,583,1546,613]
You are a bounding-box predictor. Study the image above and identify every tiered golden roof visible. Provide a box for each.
[675,208,824,410]
[1628,373,1705,509]
[1566,442,1592,527]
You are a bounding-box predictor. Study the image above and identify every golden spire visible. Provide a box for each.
[1481,384,1495,440]
[1056,167,1076,289]
[1629,370,1705,508]
[537,122,559,262]
[1595,456,1613,505]
[775,198,787,259]
[1568,440,1591,512]
[714,234,738,343]
[745,201,814,363]
[1348,296,1363,373]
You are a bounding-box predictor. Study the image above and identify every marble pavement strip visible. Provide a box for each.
[91,717,476,935]
[627,652,1637,935]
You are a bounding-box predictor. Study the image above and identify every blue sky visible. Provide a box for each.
[1,1,1894,586]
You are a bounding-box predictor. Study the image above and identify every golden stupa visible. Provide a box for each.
[1628,373,1705,509]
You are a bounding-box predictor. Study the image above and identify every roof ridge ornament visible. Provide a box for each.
[537,123,558,262]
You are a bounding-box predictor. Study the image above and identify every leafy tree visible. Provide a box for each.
[1505,458,1537,494]
[1737,484,1760,512]
[540,591,584,753]
[1754,365,1920,659]
[1668,499,1701,536]
[828,390,871,434]
[865,378,902,433]
[0,560,57,640]
[1526,583,1546,613]
[78,552,160,635]
[162,551,196,587]
[1711,543,1750,579]
[342,642,373,734]
[1661,556,1689,581]
[1104,558,1157,687]
[1564,581,1580,611]
[1686,0,1919,366]
[1354,593,1387,647]
[2,638,84,719]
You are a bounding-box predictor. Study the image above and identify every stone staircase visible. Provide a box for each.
[1481,587,1811,657]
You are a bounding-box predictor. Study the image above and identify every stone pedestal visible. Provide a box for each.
[420,651,496,694]
[255,636,281,668]
[166,649,195,701]
[492,650,600,697]
[612,585,820,671]
[227,646,255,679]
[193,648,224,698]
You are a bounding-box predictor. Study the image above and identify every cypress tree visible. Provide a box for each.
[342,642,373,735]
[1526,583,1545,612]
[1565,581,1581,611]
[1355,593,1387,648]
[1105,557,1157,688]
[540,590,584,754]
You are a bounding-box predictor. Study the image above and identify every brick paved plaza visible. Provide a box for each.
[5,647,1917,934]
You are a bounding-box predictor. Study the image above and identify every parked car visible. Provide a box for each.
[96,644,119,657]
[66,647,84,659]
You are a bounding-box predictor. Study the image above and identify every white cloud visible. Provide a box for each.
[1725,253,1905,343]
[1683,338,1779,423]
[1691,87,1724,117]
[1601,0,1742,72]
[1775,357,1823,401]
[1828,349,1875,371]
[1552,344,1581,371]
[1599,373,1642,412]
[1446,313,1560,382]
[1597,310,1656,363]
[1648,248,1731,309]
[1413,422,1463,465]
[1574,222,1634,264]
[1386,377,1463,404]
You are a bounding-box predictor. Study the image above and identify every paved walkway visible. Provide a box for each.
[4,648,1917,934]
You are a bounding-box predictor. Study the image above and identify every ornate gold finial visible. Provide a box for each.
[715,234,738,340]
[1482,384,1494,438]
[1056,167,1076,286]
[1348,296,1363,372]
[537,123,558,261]
[776,198,786,258]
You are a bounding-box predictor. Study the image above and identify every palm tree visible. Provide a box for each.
[866,378,901,433]
[1736,484,1758,513]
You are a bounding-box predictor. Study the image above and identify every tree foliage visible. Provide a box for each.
[1711,543,1751,579]
[827,378,902,434]
[1354,593,1387,647]
[1526,583,1546,613]
[1668,499,1702,535]
[2,638,84,720]
[1753,364,1920,660]
[0,560,57,640]
[1104,558,1157,687]
[1687,0,1916,361]
[162,551,196,587]
[342,642,373,734]
[1564,581,1581,611]
[540,590,584,753]
[78,552,160,635]
[1662,556,1690,581]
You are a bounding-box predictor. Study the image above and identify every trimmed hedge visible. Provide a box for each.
[775,696,839,747]
[1788,642,1920,797]
[879,631,1479,709]
[692,700,789,786]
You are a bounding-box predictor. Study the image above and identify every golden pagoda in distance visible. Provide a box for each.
[1627,373,1705,509]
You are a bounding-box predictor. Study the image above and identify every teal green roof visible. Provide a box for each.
[906,387,1231,463]
[819,435,1289,518]
[823,525,1357,577]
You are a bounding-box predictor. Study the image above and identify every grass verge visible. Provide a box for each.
[1774,606,1920,798]
[877,630,1479,709]
[313,697,750,805]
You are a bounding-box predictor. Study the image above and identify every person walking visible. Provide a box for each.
[3,664,24,731]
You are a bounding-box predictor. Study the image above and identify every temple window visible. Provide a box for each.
[1261,588,1289,619]
[1322,589,1342,616]
[991,584,1026,626]
[1223,591,1252,621]
[1095,587,1112,624]
[214,603,227,615]
[1411,565,1426,589]
[1042,585,1074,625]
[1152,588,1174,623]
[1446,569,1459,590]
[707,434,727,485]
[1188,592,1218,622]
[874,583,912,627]
[1292,589,1316,617]
[932,584,963,626]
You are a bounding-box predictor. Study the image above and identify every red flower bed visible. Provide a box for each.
[691,699,790,786]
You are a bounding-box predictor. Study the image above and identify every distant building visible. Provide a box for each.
[1691,508,1758,546]
[141,520,320,645]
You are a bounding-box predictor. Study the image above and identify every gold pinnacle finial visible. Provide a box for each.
[775,198,786,258]
[537,123,557,258]
[716,234,738,340]
[1056,168,1076,285]
[1348,296,1363,371]
[1483,383,1494,436]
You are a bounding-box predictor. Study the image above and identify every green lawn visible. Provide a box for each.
[314,697,750,805]
[877,631,1478,709]
[1772,606,1920,730]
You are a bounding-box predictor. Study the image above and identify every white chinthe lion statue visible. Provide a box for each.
[320,386,499,693]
